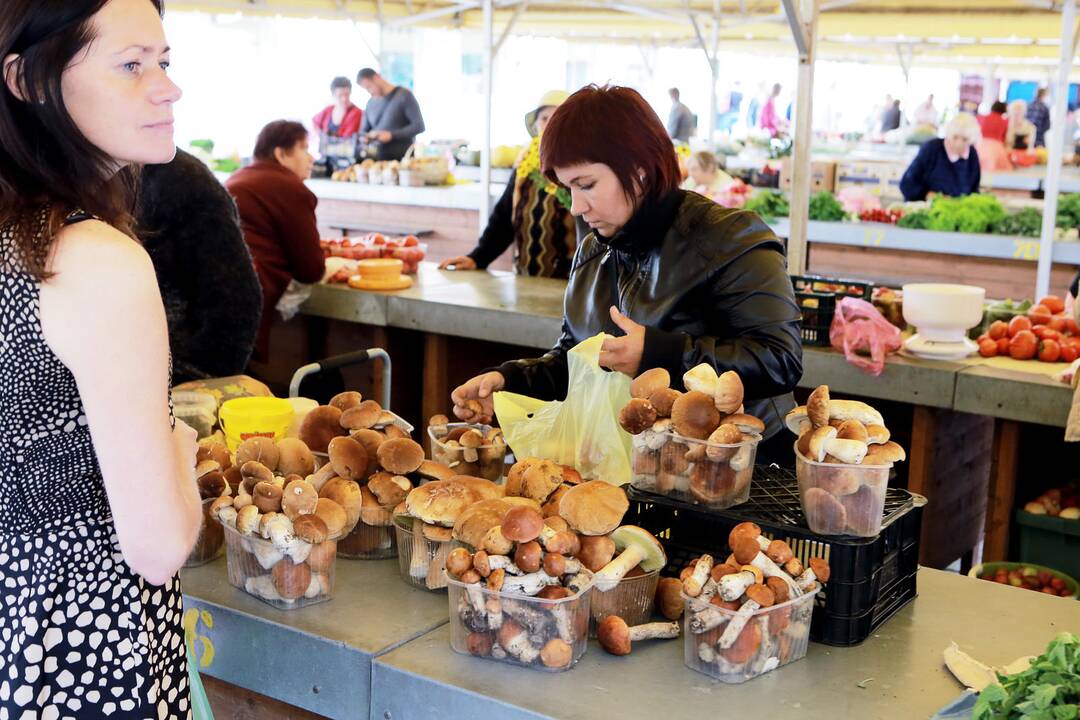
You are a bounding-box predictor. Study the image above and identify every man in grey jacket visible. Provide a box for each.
[357,68,426,160]
[667,87,694,143]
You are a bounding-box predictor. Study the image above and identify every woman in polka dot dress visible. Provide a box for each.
[0,0,203,717]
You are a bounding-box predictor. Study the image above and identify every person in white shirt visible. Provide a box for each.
[914,94,939,128]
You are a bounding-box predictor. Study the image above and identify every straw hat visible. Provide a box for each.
[525,90,570,136]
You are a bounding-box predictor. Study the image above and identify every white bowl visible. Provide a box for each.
[901,284,986,343]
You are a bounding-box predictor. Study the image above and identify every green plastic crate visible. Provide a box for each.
[1016,510,1080,581]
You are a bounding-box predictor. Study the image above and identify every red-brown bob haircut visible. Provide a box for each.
[540,85,681,203]
[253,120,309,162]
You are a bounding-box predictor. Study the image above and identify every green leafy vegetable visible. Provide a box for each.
[995,208,1043,237]
[808,191,847,222]
[1057,194,1080,230]
[927,194,1006,234]
[973,632,1080,720]
[744,190,790,221]
[897,210,932,229]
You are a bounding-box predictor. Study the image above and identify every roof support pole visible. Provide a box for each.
[1036,0,1077,299]
[494,0,528,57]
[689,11,720,145]
[479,0,494,232]
[377,0,385,66]
[785,0,818,275]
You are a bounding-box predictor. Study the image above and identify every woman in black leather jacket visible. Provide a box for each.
[452,85,803,463]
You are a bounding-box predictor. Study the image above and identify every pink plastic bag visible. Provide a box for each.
[829,297,901,376]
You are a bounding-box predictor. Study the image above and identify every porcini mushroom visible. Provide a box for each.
[648,388,681,418]
[619,398,658,435]
[575,534,616,573]
[671,391,722,440]
[368,473,411,508]
[597,616,680,656]
[281,478,319,520]
[540,639,573,669]
[501,505,544,544]
[682,554,714,597]
[340,400,382,431]
[631,368,670,399]
[236,437,280,472]
[446,547,473,578]
[377,438,425,475]
[329,391,363,411]
[717,583,774,649]
[705,424,743,462]
[682,364,719,396]
[807,385,831,428]
[293,514,329,544]
[299,405,346,453]
[713,371,744,414]
[314,497,348,537]
[505,458,564,503]
[276,437,316,477]
[656,577,685,620]
[496,619,540,664]
[802,487,848,535]
[252,481,283,513]
[320,477,364,530]
[558,480,629,537]
[593,526,667,592]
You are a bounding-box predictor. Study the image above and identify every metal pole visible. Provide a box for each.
[786,0,818,275]
[1036,0,1077,299]
[479,0,494,231]
[377,0,385,67]
[708,19,719,144]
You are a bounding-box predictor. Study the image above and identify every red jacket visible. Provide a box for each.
[978,112,1008,143]
[225,161,325,360]
[312,104,363,137]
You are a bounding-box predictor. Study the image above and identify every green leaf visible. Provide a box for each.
[1034,684,1061,709]
[1053,705,1078,720]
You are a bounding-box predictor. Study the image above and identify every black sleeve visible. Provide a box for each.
[969,151,982,195]
[900,142,931,201]
[467,170,517,269]
[497,318,575,401]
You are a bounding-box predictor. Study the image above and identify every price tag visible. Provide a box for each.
[1012,239,1040,260]
[862,228,885,247]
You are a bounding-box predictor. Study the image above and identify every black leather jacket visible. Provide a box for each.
[498,189,803,440]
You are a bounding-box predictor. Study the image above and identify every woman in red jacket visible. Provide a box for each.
[312,76,363,138]
[226,120,326,361]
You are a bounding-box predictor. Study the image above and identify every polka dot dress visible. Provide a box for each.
[0,211,190,719]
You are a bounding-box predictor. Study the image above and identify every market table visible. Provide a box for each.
[180,556,449,720]
[369,568,1080,720]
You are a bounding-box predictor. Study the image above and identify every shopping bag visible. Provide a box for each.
[187,646,215,720]
[829,297,902,376]
[493,333,633,485]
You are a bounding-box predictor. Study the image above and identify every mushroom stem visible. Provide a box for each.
[503,600,554,636]
[479,554,523,576]
[718,570,757,602]
[593,544,647,592]
[426,545,451,590]
[749,553,802,597]
[490,644,507,660]
[566,571,592,595]
[500,571,562,596]
[795,568,819,592]
[245,575,287,603]
[628,621,681,642]
[409,527,429,580]
[501,624,540,664]
[683,555,714,597]
[485,598,503,629]
[464,583,486,615]
[699,578,720,603]
[717,599,761,649]
[689,605,726,634]
[752,616,777,673]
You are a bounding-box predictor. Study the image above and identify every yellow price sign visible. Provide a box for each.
[1012,240,1040,261]
[863,228,885,247]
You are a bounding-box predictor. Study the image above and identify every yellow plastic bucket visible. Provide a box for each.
[218,397,294,453]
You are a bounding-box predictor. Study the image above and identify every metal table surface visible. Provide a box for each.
[181,556,449,720]
[370,569,1080,720]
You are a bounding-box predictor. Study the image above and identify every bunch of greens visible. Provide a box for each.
[1057,194,1080,231]
[927,194,1006,234]
[744,190,790,221]
[994,208,1043,238]
[808,191,847,222]
[897,210,932,230]
[973,632,1079,720]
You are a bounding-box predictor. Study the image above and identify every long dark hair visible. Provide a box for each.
[0,0,164,279]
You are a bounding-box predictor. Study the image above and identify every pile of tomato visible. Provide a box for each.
[858,208,903,224]
[977,295,1080,362]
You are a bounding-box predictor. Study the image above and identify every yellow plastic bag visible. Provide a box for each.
[493,333,633,485]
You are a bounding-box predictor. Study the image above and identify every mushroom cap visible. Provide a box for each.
[416,460,457,483]
[721,414,765,435]
[610,525,667,572]
[682,363,719,396]
[545,530,581,556]
[349,429,385,476]
[320,477,364,529]
[496,619,525,650]
[197,470,227,500]
[558,480,629,536]
[298,405,347,454]
[540,638,574,668]
[281,478,319,520]
[865,424,891,445]
[630,368,670,400]
[655,577,684,620]
[813,466,863,496]
[329,391,364,411]
[500,505,544,543]
[596,615,632,655]
[314,498,348,537]
[671,391,722,440]
[543,552,567,577]
[505,457,564,502]
[307,540,337,573]
[765,575,791,604]
[293,514,330,544]
[714,371,745,414]
[459,429,484,449]
[836,420,869,444]
[824,437,868,465]
[721,619,762,664]
[405,480,478,527]
[705,424,743,462]
[619,398,658,435]
[795,428,814,460]
[368,473,411,507]
[449,475,504,501]
[785,406,810,435]
[647,388,681,418]
[198,442,232,471]
[766,539,794,565]
[340,400,383,430]
[358,486,394,527]
[235,504,261,535]
[537,586,573,601]
[513,540,542,573]
[383,424,408,441]
[327,436,369,481]
[445,547,473,577]
[809,556,831,583]
[428,414,450,430]
[276,437,317,477]
[272,557,312,600]
[452,499,511,549]
[802,487,848,534]
[731,535,761,565]
[864,440,906,465]
[807,385,831,428]
[541,485,570,518]
[377,438,425,475]
[745,583,776,608]
[544,515,569,533]
[421,523,454,542]
[253,481,283,513]
[576,534,616,572]
[465,632,494,657]
[727,522,761,549]
[808,426,838,463]
[236,437,280,472]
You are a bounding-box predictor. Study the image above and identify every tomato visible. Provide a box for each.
[1033,326,1061,341]
[1049,316,1068,333]
[1009,330,1038,360]
[1028,304,1053,326]
[1039,295,1066,314]
[978,339,998,357]
[977,333,991,344]
[1066,318,1080,336]
[988,320,1009,340]
[1008,315,1032,337]
[1039,339,1062,363]
[1061,345,1078,363]
[1065,336,1080,353]
[997,337,1011,355]
[404,235,419,247]
[371,234,386,245]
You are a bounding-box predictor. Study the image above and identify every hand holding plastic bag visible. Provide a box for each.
[829,297,901,376]
[493,334,633,485]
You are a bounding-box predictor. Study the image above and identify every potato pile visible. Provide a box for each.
[786,385,908,535]
[427,415,508,482]
[681,522,828,681]
[619,366,763,505]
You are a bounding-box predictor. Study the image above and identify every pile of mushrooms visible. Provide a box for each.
[786,385,908,535]
[619,366,763,504]
[427,414,508,481]
[190,441,234,563]
[682,522,830,678]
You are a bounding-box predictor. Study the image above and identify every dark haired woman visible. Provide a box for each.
[451,85,802,458]
[225,120,325,362]
[312,76,363,138]
[0,0,198,715]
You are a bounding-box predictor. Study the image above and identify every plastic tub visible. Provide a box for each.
[646,432,759,509]
[217,396,294,453]
[446,572,593,672]
[589,569,659,634]
[683,586,819,683]
[395,518,452,591]
[629,432,664,492]
[428,423,507,482]
[184,497,225,567]
[795,445,891,537]
[221,524,337,610]
[337,520,397,559]
[969,561,1078,599]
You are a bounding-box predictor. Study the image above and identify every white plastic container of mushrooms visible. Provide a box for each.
[427,415,509,482]
[442,457,674,669]
[621,365,763,509]
[786,385,908,537]
[680,522,829,683]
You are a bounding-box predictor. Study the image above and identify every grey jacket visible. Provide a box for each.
[362,86,426,160]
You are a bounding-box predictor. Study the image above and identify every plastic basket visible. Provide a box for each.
[790,274,874,347]
[1015,510,1080,583]
[626,465,925,646]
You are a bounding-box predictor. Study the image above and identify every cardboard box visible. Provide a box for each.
[834,160,906,199]
[780,159,837,193]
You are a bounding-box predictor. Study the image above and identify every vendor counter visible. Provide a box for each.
[181,561,1080,720]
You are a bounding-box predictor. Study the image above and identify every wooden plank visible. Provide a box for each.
[984,419,1021,562]
[422,333,450,455]
[201,673,330,720]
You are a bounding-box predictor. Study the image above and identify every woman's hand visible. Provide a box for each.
[600,306,646,377]
[172,418,198,477]
[451,372,505,424]
[438,255,477,271]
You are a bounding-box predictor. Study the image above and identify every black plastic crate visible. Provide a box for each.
[626,466,925,647]
[791,274,875,347]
